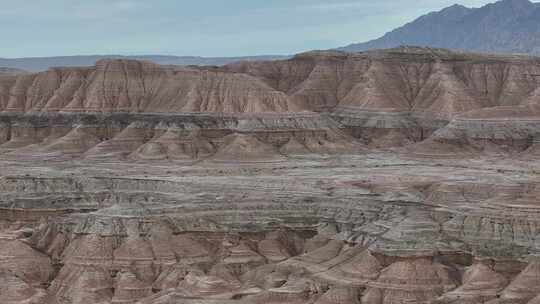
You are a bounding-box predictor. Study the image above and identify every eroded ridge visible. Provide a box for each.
[2,48,540,160]
[2,47,540,304]
[0,153,538,304]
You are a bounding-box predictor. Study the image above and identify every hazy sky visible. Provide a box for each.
[0,0,524,58]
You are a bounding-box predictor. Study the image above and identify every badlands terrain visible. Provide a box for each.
[2,47,540,303]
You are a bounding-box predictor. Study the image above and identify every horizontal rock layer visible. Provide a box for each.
[0,150,539,303]
[1,47,540,303]
[2,48,540,118]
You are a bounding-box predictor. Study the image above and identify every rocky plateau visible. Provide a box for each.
[2,47,540,303]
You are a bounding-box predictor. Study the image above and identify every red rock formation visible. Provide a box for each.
[48,265,113,304]
[113,235,156,283]
[2,47,540,160]
[131,127,214,161]
[227,48,540,117]
[0,270,48,304]
[0,239,53,286]
[314,287,360,304]
[85,123,154,159]
[40,126,102,155]
[222,241,266,272]
[0,60,298,114]
[2,47,540,304]
[212,133,285,162]
[498,260,540,303]
[0,48,538,119]
[112,270,152,304]
[363,257,457,304]
[152,264,191,291]
[178,269,242,297]
[257,237,291,263]
[440,260,508,303]
[528,295,540,304]
[247,277,317,304]
[314,248,382,286]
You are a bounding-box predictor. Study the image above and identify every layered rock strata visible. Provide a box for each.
[1,47,540,156]
[1,47,540,303]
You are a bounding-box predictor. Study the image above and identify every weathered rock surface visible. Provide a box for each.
[0,152,538,303]
[1,47,540,160]
[2,47,540,303]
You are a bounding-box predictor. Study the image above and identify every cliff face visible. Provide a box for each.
[0,60,296,114]
[227,48,540,119]
[2,47,540,158]
[3,47,540,118]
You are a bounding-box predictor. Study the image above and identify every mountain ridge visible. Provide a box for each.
[3,46,540,119]
[0,54,290,72]
[339,0,540,55]
[0,67,27,75]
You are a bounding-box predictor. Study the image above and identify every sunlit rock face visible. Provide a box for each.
[2,47,540,303]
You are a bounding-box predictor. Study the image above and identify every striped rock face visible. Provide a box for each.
[2,47,540,304]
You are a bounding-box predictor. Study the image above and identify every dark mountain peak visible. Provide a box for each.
[447,3,467,9]
[417,3,473,22]
[487,0,534,14]
[498,0,533,7]
[440,4,473,14]
[338,0,540,55]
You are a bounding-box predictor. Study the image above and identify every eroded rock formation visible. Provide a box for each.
[1,47,540,303]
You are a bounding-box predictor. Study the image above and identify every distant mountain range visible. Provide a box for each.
[4,0,540,73]
[0,55,290,72]
[339,0,540,55]
[0,67,27,75]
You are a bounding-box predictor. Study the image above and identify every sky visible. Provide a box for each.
[0,0,526,58]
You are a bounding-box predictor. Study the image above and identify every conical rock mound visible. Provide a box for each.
[0,270,47,304]
[212,133,285,162]
[499,260,540,302]
[440,261,508,302]
[40,126,101,155]
[132,128,214,161]
[85,122,154,159]
[364,257,457,304]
